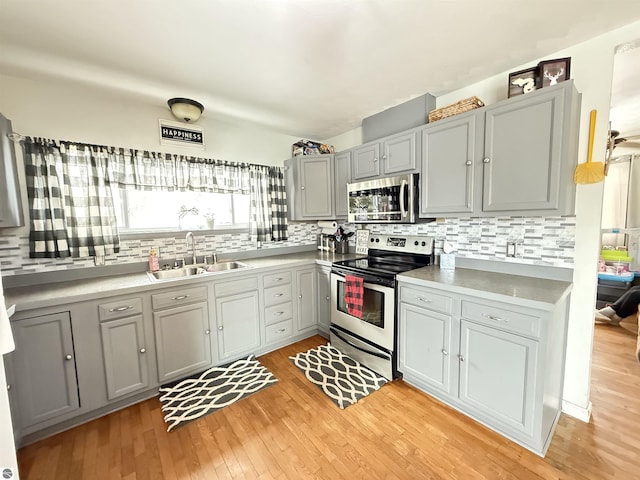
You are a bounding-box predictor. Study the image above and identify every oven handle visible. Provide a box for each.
[330,327,391,360]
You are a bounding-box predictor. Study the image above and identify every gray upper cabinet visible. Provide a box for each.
[352,129,419,181]
[333,150,352,218]
[0,112,24,228]
[420,112,479,215]
[9,312,80,428]
[285,154,335,220]
[419,81,580,218]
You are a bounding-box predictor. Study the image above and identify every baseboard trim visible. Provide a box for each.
[561,399,592,422]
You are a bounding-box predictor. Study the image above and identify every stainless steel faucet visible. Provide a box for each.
[185,232,197,265]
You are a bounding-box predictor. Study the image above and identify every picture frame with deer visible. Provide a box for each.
[538,57,571,88]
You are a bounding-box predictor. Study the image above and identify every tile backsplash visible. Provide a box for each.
[0,216,574,277]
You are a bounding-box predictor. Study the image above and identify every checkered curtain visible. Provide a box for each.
[23,138,120,258]
[248,166,288,242]
[268,167,288,241]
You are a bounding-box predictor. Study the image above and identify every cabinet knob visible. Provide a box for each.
[458,354,465,362]
[381,154,387,160]
[442,349,448,356]
[218,326,223,331]
[205,329,211,335]
[326,296,330,301]
[298,294,303,299]
[6,384,10,391]
[483,157,490,163]
[65,354,73,361]
[465,160,472,166]
[139,347,146,354]
[301,186,306,190]
[373,157,378,162]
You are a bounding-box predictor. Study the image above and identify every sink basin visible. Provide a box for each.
[147,261,250,282]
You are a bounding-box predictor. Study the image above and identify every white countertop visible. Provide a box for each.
[4,250,360,313]
[397,265,572,310]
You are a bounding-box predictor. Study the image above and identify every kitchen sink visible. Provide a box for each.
[147,261,250,282]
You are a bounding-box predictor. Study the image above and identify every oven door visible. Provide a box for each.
[330,272,395,351]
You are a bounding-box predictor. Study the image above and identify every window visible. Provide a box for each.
[112,188,250,233]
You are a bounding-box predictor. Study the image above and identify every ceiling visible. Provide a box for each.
[2,0,640,140]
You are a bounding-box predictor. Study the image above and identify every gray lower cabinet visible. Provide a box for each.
[419,80,580,218]
[295,267,317,332]
[352,129,419,181]
[285,154,335,220]
[100,315,149,400]
[214,276,261,361]
[152,286,211,383]
[397,280,568,456]
[9,312,80,428]
[316,265,331,335]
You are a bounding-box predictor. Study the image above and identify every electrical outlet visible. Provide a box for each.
[507,242,516,257]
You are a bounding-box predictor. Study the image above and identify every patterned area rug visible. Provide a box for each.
[289,344,387,409]
[158,354,277,431]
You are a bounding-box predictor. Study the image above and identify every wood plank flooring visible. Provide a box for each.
[16,320,640,479]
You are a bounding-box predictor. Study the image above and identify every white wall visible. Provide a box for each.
[0,73,297,166]
[326,19,640,421]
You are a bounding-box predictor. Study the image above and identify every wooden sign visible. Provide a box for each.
[159,119,204,149]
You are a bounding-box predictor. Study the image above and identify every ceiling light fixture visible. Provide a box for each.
[167,97,204,123]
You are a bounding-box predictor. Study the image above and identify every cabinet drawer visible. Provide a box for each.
[98,297,143,321]
[152,286,207,310]
[265,319,293,344]
[400,286,452,315]
[461,301,541,338]
[263,271,292,288]
[214,277,258,297]
[264,284,293,307]
[264,302,293,326]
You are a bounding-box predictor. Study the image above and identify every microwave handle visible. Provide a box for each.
[400,179,408,218]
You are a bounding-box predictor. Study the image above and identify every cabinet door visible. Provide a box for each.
[482,87,565,212]
[11,312,79,427]
[299,155,334,219]
[154,302,211,383]
[100,315,149,400]
[352,143,380,179]
[316,266,331,334]
[296,268,318,331]
[458,320,537,436]
[421,114,478,215]
[334,151,351,218]
[216,290,260,361]
[383,131,418,175]
[398,303,453,396]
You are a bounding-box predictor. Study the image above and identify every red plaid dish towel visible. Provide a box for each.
[344,275,364,319]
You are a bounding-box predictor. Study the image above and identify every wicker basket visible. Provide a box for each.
[428,96,485,123]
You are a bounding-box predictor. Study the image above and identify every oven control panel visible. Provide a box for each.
[368,234,434,254]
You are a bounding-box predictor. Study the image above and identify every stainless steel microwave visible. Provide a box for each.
[347,173,418,224]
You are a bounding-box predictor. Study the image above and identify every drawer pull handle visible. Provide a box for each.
[276,328,286,334]
[416,296,432,303]
[482,313,507,323]
[109,305,133,312]
[274,277,284,281]
[274,293,284,297]
[274,311,285,316]
[442,349,448,355]
[139,347,146,354]
[171,295,190,301]
[65,354,73,361]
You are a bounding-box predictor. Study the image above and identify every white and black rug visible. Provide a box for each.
[158,354,277,431]
[289,344,387,409]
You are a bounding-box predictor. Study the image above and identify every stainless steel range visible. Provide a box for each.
[330,234,434,379]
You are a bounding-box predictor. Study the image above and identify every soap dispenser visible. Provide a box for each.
[148,247,160,272]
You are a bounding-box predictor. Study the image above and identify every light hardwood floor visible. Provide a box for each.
[16,321,640,479]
